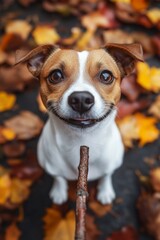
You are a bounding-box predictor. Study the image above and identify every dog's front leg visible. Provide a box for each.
[97,174,115,205]
[49,176,68,204]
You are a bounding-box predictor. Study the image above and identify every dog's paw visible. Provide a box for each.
[97,185,115,205]
[49,186,68,204]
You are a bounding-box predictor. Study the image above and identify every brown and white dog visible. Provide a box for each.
[16,43,143,204]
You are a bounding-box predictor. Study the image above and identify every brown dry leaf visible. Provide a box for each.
[32,25,60,45]
[106,225,139,240]
[37,93,46,112]
[0,65,33,92]
[0,127,16,144]
[149,95,160,119]
[3,141,26,158]
[0,92,16,112]
[4,111,44,140]
[89,201,112,217]
[103,29,133,44]
[150,168,160,192]
[86,214,101,240]
[5,20,32,40]
[0,33,25,52]
[43,207,75,240]
[117,113,159,147]
[137,191,160,240]
[131,0,149,11]
[5,222,21,240]
[137,62,160,93]
[0,167,11,204]
[117,99,150,119]
[146,8,160,24]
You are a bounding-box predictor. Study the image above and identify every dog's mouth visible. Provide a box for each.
[47,102,114,128]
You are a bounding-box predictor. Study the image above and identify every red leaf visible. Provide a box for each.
[107,226,139,240]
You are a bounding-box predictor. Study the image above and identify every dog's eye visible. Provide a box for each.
[99,70,114,84]
[48,69,64,84]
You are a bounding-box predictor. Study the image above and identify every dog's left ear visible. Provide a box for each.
[104,43,144,77]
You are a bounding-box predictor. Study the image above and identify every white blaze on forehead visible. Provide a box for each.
[77,51,89,83]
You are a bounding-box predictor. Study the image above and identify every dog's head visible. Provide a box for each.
[16,43,143,128]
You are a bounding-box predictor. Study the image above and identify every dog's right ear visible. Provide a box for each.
[15,45,58,77]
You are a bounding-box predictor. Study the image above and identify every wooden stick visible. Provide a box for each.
[75,146,89,240]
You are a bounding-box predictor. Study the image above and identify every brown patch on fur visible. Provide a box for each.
[39,49,79,107]
[86,49,122,105]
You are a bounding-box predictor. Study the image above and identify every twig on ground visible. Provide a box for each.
[75,146,89,240]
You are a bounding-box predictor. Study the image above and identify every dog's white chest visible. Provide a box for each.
[38,117,124,181]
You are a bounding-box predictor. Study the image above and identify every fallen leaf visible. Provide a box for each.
[117,99,150,119]
[0,33,25,52]
[148,95,160,119]
[137,191,160,240]
[117,113,159,147]
[61,27,82,46]
[5,20,32,40]
[0,92,16,112]
[0,65,33,92]
[76,29,95,51]
[43,207,75,240]
[0,127,16,143]
[146,8,160,24]
[32,25,60,45]
[137,62,160,93]
[0,167,11,204]
[131,0,149,11]
[86,214,101,240]
[5,222,21,240]
[4,111,44,140]
[2,141,26,158]
[150,168,160,192]
[10,178,32,204]
[107,226,139,240]
[89,201,112,217]
[121,74,142,101]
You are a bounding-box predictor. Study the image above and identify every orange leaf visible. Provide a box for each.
[131,0,149,11]
[43,207,75,240]
[5,20,32,40]
[0,167,11,204]
[1,127,16,142]
[37,93,47,112]
[137,62,160,92]
[89,201,112,217]
[0,92,16,112]
[32,25,60,45]
[5,222,21,240]
[117,113,159,147]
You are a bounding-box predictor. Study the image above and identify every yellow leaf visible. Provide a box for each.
[32,25,60,45]
[1,127,16,141]
[10,178,32,204]
[0,167,11,204]
[0,92,16,112]
[117,113,159,147]
[149,95,160,119]
[146,8,160,24]
[137,62,160,92]
[5,20,32,40]
[43,207,75,240]
[110,0,131,4]
[76,29,95,51]
[5,222,21,240]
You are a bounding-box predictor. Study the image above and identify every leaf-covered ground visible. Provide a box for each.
[0,0,160,239]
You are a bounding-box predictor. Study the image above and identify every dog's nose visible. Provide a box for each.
[68,91,94,114]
